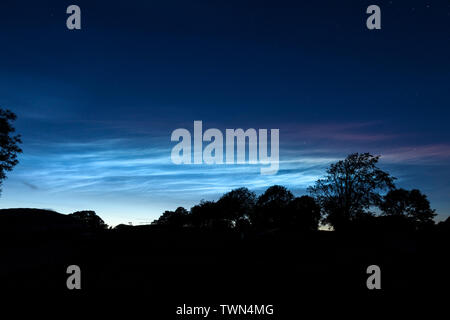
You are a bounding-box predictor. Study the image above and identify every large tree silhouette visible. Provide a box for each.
[308,153,395,230]
[0,109,22,195]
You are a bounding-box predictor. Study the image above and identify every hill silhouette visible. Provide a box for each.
[0,208,82,232]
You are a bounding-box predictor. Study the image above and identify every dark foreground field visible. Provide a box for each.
[0,209,449,315]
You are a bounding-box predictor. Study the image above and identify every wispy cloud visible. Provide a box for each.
[22,181,39,190]
[12,138,329,198]
[382,144,450,164]
[283,122,402,143]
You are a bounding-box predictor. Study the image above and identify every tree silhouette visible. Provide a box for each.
[0,109,22,195]
[216,187,256,229]
[437,216,450,232]
[285,196,321,231]
[252,185,294,229]
[69,210,108,230]
[152,207,188,227]
[380,188,436,229]
[147,154,441,234]
[190,200,235,230]
[308,153,395,230]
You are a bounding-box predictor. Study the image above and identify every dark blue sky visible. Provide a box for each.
[1,0,449,225]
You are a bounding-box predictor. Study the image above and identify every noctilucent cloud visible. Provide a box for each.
[1,1,449,225]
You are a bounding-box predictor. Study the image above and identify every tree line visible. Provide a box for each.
[151,153,437,232]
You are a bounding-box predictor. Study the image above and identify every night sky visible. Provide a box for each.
[1,0,449,225]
